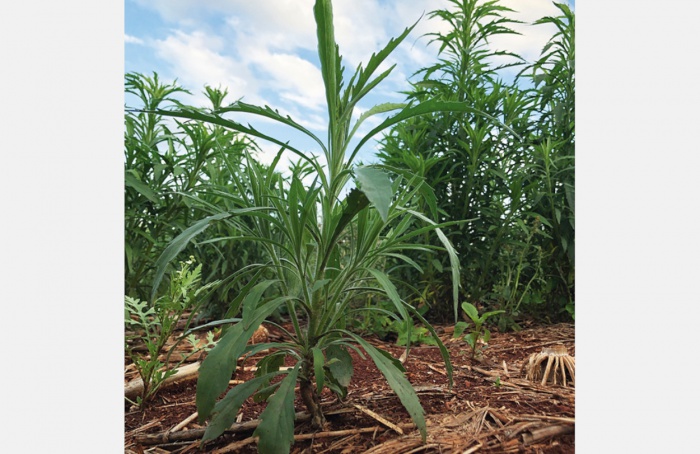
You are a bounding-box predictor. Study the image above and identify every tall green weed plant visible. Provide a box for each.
[378,0,575,325]
[146,1,510,452]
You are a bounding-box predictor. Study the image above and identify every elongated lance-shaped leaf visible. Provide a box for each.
[202,372,279,442]
[402,208,462,323]
[196,296,294,421]
[241,280,279,329]
[350,100,520,163]
[346,102,404,146]
[152,107,326,180]
[214,101,327,155]
[312,347,325,394]
[125,171,159,204]
[365,268,411,359]
[355,166,392,222]
[405,304,453,388]
[330,188,369,242]
[151,211,230,302]
[344,333,427,442]
[150,207,273,302]
[342,16,420,113]
[253,364,301,454]
[366,269,409,324]
[314,0,340,124]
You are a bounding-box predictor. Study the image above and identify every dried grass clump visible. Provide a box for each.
[522,344,575,387]
[251,325,269,344]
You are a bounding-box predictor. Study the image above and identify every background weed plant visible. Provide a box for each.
[125,257,218,406]
[124,74,268,317]
[378,0,575,325]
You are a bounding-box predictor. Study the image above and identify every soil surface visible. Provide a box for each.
[125,320,574,453]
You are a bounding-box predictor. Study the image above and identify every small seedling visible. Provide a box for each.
[453,302,504,360]
[125,257,219,406]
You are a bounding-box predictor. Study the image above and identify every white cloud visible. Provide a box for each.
[125,34,144,45]
[152,30,259,106]
[488,0,569,64]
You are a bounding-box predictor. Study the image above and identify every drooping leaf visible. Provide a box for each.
[346,334,427,442]
[355,166,392,222]
[403,208,461,322]
[151,212,231,302]
[405,303,453,388]
[326,344,353,387]
[196,296,293,421]
[241,280,279,329]
[253,365,301,454]
[202,372,278,442]
[366,269,411,358]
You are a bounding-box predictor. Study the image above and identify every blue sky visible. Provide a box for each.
[125,0,574,171]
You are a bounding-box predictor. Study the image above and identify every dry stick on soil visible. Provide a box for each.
[316,433,360,454]
[489,339,574,354]
[521,424,574,445]
[427,364,447,376]
[169,411,198,433]
[353,403,404,435]
[460,442,483,454]
[134,408,355,445]
[125,361,201,401]
[213,425,415,454]
[125,417,166,438]
[515,414,575,424]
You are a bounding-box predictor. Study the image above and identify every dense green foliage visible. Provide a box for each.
[123,0,574,451]
[378,0,575,328]
[124,74,268,315]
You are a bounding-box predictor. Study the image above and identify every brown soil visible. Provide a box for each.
[125,320,574,453]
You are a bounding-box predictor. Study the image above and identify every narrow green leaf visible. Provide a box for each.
[312,347,325,394]
[405,304,453,388]
[347,102,405,140]
[254,365,301,454]
[403,208,461,322]
[366,269,409,323]
[351,101,519,163]
[125,171,159,203]
[202,372,278,442]
[241,280,279,329]
[346,333,427,442]
[196,297,292,421]
[314,0,339,123]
